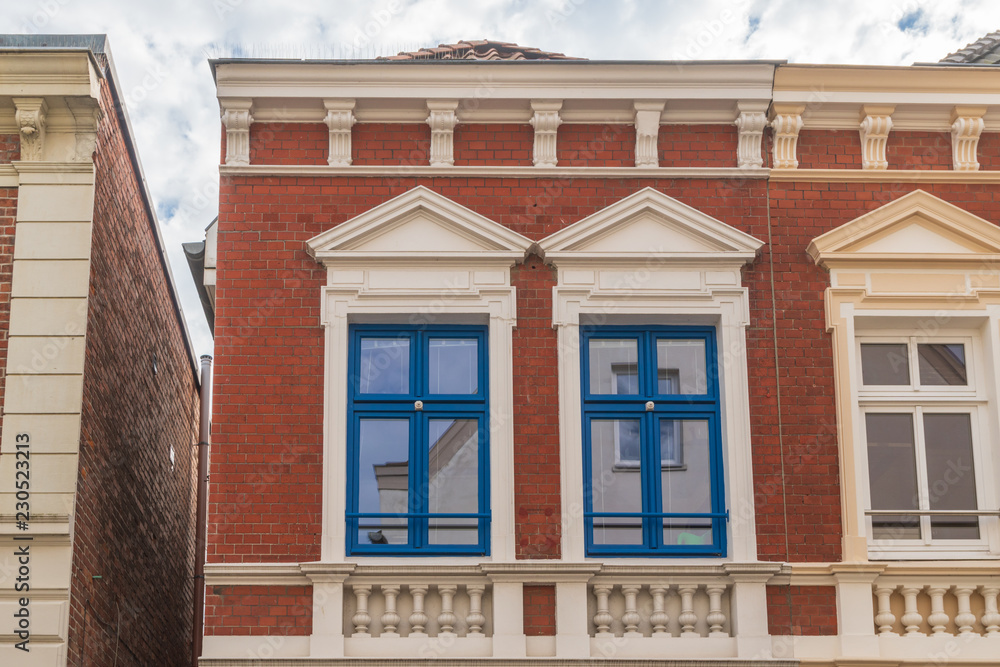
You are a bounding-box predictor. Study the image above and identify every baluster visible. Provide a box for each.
[466,584,486,638]
[649,585,670,636]
[438,584,458,636]
[593,584,614,637]
[678,585,699,638]
[408,585,429,637]
[621,584,642,637]
[874,585,898,636]
[927,587,948,636]
[981,586,1000,636]
[380,584,401,637]
[352,584,372,637]
[901,586,925,637]
[954,587,976,636]
[706,584,728,637]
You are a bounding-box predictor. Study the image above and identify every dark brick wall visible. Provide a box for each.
[767,585,838,635]
[204,585,312,636]
[67,61,201,667]
[0,187,15,433]
[523,584,557,636]
[0,133,20,163]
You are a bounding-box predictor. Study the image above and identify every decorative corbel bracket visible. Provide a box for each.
[66,97,102,162]
[859,105,894,170]
[633,101,664,167]
[426,100,459,167]
[13,97,48,162]
[770,103,804,169]
[529,100,562,167]
[734,101,769,168]
[220,98,254,166]
[950,106,986,172]
[324,99,356,166]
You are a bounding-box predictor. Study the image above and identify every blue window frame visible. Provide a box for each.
[581,325,726,557]
[347,324,489,556]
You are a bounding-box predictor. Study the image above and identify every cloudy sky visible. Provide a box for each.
[2,0,998,356]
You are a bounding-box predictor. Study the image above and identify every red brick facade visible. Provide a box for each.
[65,62,202,667]
[205,585,313,636]
[0,186,15,441]
[766,585,839,636]
[206,115,1000,636]
[522,585,557,636]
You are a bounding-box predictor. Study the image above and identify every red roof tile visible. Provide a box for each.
[379,40,584,61]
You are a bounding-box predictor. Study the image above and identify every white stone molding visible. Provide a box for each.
[221,163,771,179]
[951,105,986,172]
[858,105,894,170]
[220,98,254,166]
[426,99,459,167]
[323,99,356,167]
[13,97,48,161]
[529,100,562,167]
[305,186,533,564]
[633,101,664,167]
[65,98,101,163]
[537,187,764,563]
[769,103,804,169]
[734,101,768,168]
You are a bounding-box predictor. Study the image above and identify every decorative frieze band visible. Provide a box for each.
[221,98,254,166]
[426,100,459,167]
[633,101,664,168]
[530,100,562,168]
[859,105,894,170]
[13,97,47,162]
[324,99,356,167]
[735,101,768,169]
[770,104,804,169]
[951,106,986,172]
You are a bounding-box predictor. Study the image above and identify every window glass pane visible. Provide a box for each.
[589,339,639,395]
[865,413,920,540]
[590,419,643,544]
[918,343,967,386]
[657,339,707,395]
[428,419,480,545]
[358,338,409,394]
[660,419,713,545]
[860,343,910,385]
[357,419,410,544]
[924,413,979,540]
[429,338,479,394]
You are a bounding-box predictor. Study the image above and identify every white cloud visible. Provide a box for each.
[1,0,996,358]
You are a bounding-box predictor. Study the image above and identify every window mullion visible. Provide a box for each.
[912,405,933,545]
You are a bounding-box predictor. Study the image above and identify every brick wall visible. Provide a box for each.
[796,130,862,169]
[0,133,19,163]
[557,124,634,167]
[67,63,201,667]
[659,125,738,167]
[977,131,1000,170]
[353,123,431,166]
[523,585,557,636]
[887,131,952,170]
[511,255,561,559]
[204,585,312,636]
[766,585,838,635]
[250,123,327,165]
[0,187,15,436]
[454,123,533,166]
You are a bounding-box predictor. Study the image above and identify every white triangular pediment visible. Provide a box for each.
[808,190,1000,267]
[538,187,763,264]
[307,186,533,264]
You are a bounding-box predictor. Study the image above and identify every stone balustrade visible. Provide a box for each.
[589,581,732,638]
[346,580,492,639]
[873,578,1000,638]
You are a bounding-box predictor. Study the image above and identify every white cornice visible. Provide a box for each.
[0,51,102,99]
[214,62,777,101]
[770,168,1000,183]
[220,164,770,179]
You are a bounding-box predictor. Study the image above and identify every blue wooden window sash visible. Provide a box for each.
[581,325,727,557]
[347,324,490,556]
